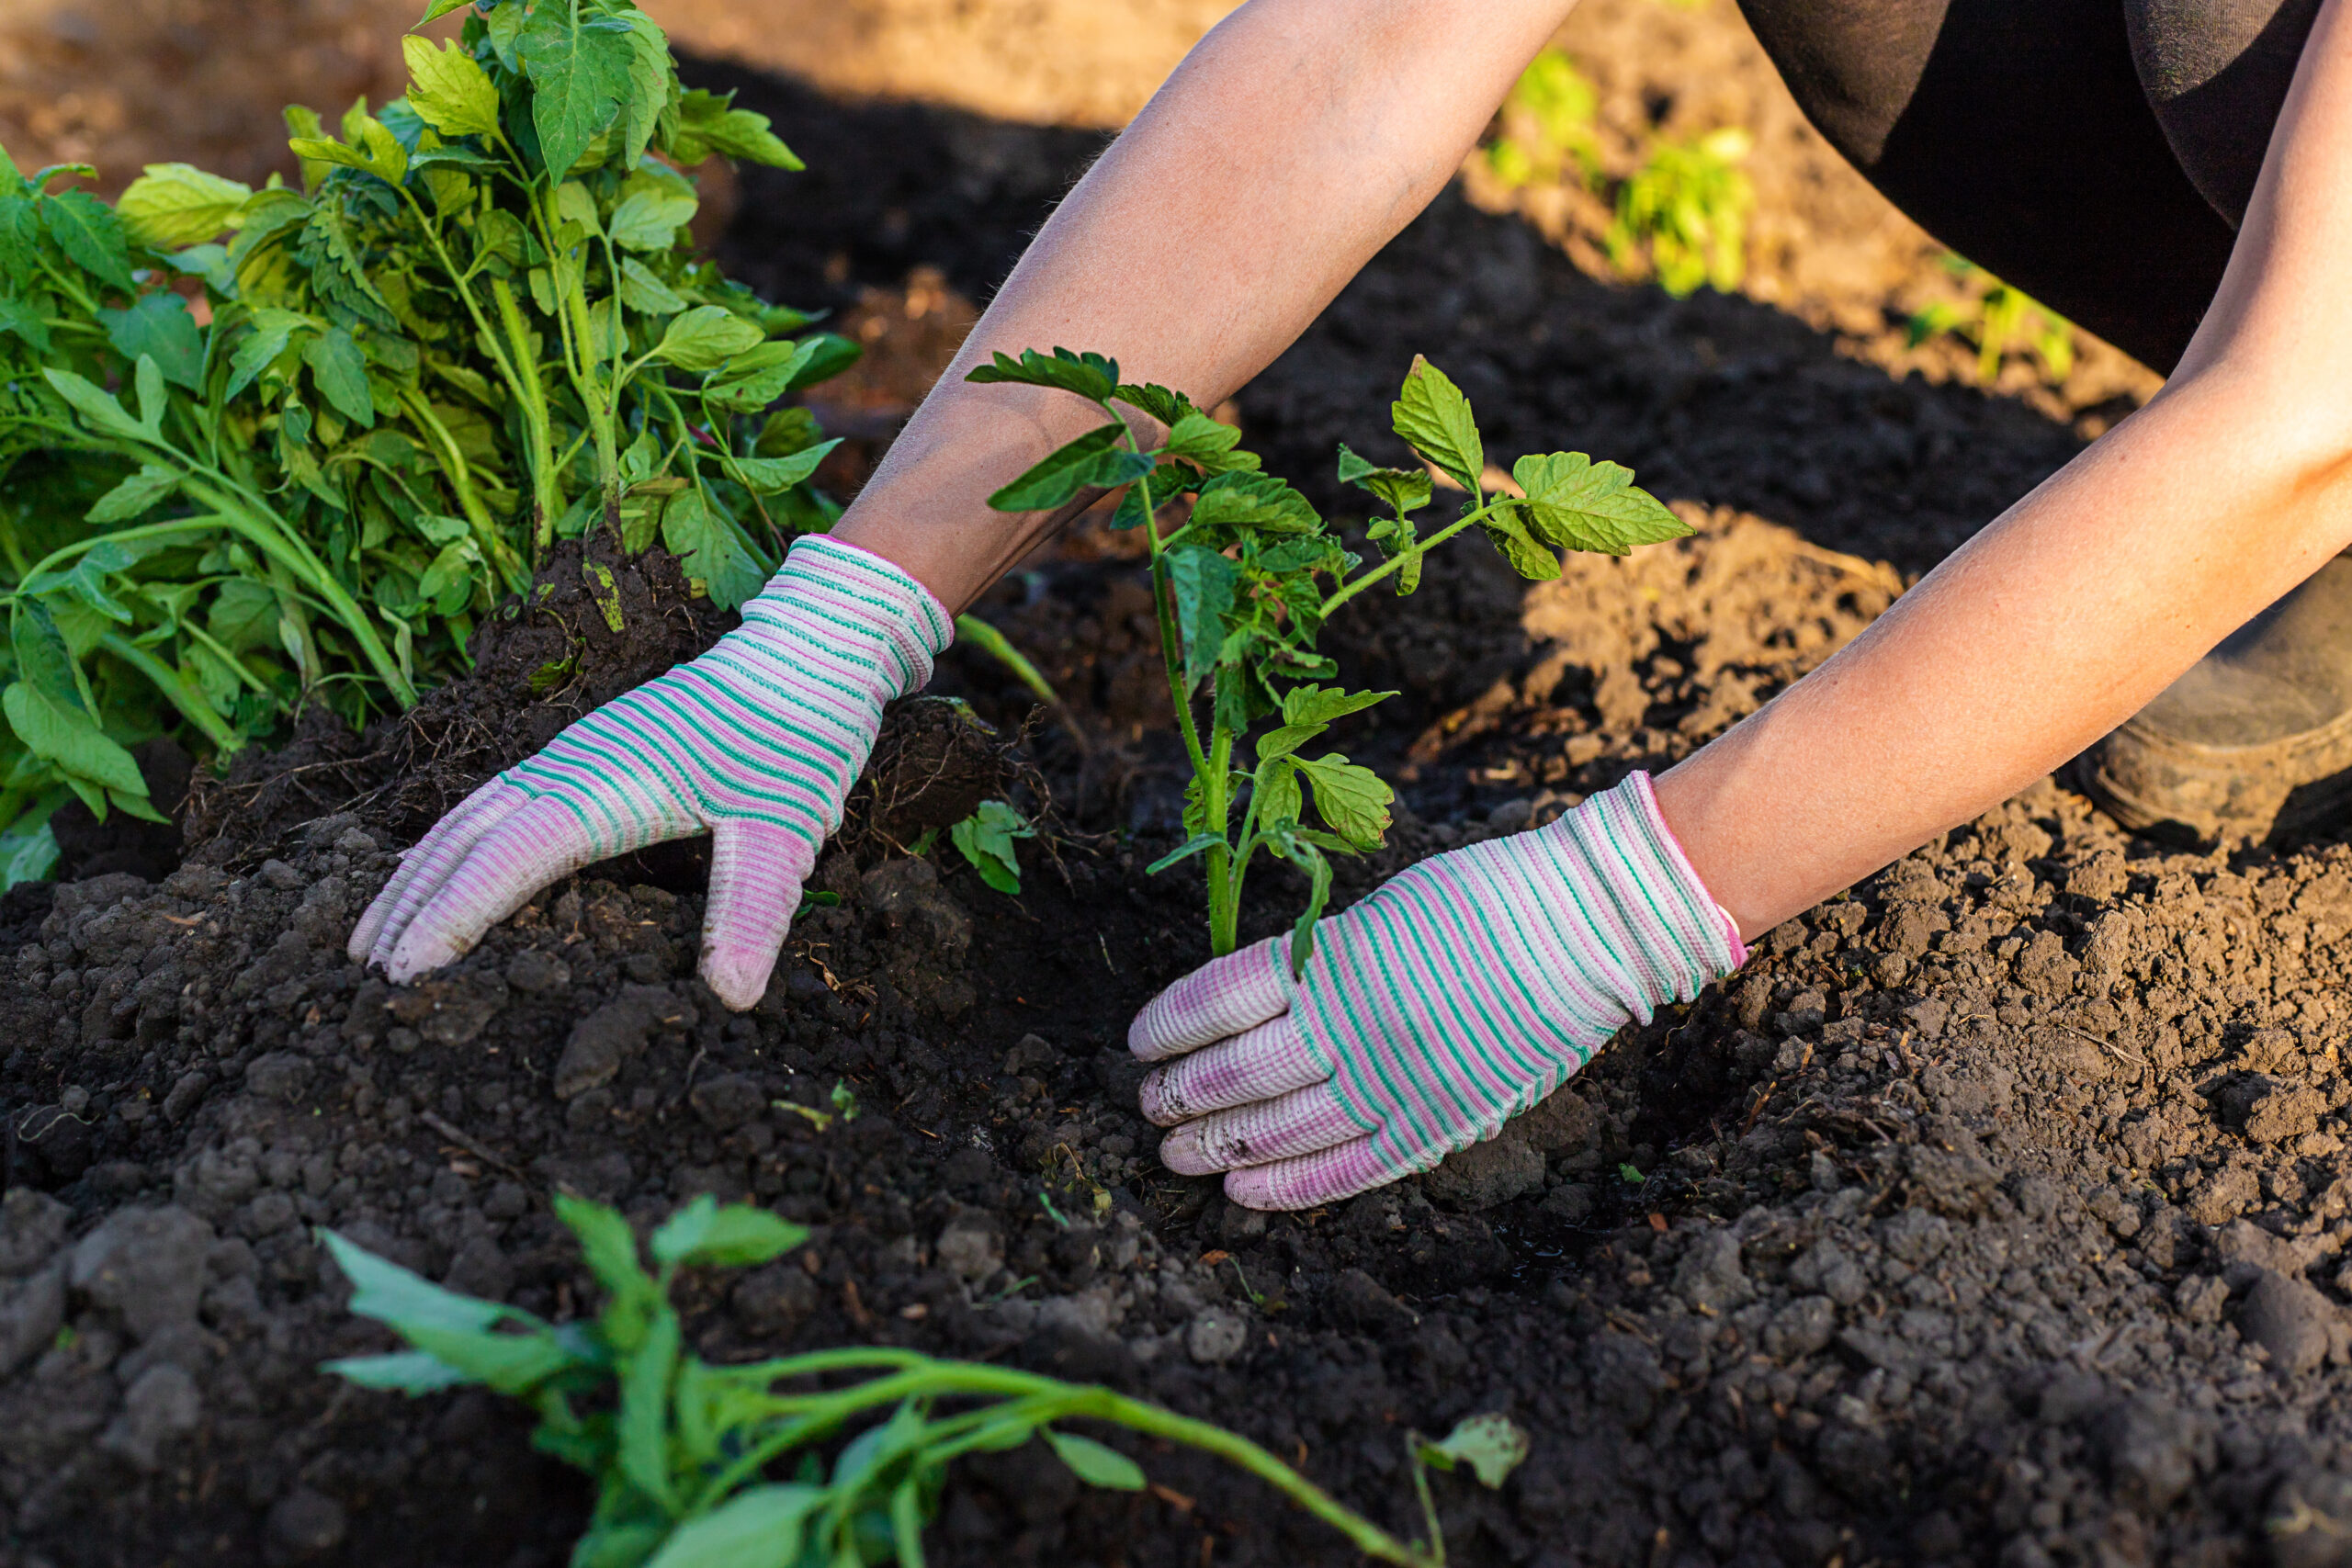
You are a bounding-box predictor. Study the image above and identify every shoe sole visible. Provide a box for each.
[2077,703,2352,843]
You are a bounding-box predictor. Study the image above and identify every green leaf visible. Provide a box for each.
[554,179,603,240]
[1253,723,1324,763]
[1262,826,1332,977]
[208,580,279,652]
[554,1193,653,1303]
[672,89,803,171]
[403,35,502,140]
[1336,442,1432,515]
[949,799,1032,895]
[322,1350,473,1393]
[117,163,254,250]
[650,1195,808,1269]
[964,346,1120,403]
[227,307,315,399]
[0,820,59,893]
[86,465,181,524]
[516,0,635,177]
[1108,381,1193,426]
[1477,502,1561,581]
[42,189,134,295]
[1251,759,1302,827]
[1045,1430,1147,1491]
[725,439,839,494]
[1509,451,1690,556]
[417,0,477,21]
[1418,1413,1531,1489]
[660,488,766,608]
[985,423,1152,513]
[617,1306,681,1510]
[96,292,205,390]
[304,327,376,428]
[0,295,50,354]
[320,1228,508,1336]
[613,256,685,315]
[1163,410,1259,474]
[1144,832,1227,876]
[650,305,764,372]
[1165,543,1238,693]
[1188,470,1319,534]
[699,336,823,411]
[40,368,147,442]
[401,1320,581,1393]
[1292,753,1392,851]
[1389,355,1483,494]
[619,12,671,168]
[643,1485,824,1568]
[609,177,696,253]
[135,355,168,434]
[9,600,78,711]
[1282,684,1396,727]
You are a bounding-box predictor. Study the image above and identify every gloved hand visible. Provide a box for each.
[1127,773,1744,1209]
[349,535,953,1010]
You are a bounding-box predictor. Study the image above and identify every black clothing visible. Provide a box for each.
[1733,0,2321,372]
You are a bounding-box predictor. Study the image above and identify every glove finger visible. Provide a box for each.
[700,818,821,1012]
[1158,1082,1361,1175]
[1225,1135,1396,1212]
[1128,935,1291,1063]
[1138,1014,1325,1126]
[385,795,610,983]
[350,779,531,966]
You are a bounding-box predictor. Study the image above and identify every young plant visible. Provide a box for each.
[322,1192,1527,1567]
[0,0,856,857]
[1605,126,1754,298]
[972,349,1689,965]
[1483,49,1600,191]
[1905,254,2075,385]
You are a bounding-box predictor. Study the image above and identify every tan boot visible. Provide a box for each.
[2080,556,2352,841]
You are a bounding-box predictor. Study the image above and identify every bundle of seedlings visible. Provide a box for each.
[323,1192,1529,1567]
[0,0,855,881]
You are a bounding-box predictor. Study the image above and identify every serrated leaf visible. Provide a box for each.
[1252,759,1302,828]
[1282,684,1395,727]
[0,294,48,354]
[949,799,1030,894]
[1292,753,1391,851]
[650,1195,808,1269]
[964,345,1119,402]
[403,35,502,140]
[1510,451,1691,556]
[1336,441,1432,514]
[985,423,1152,513]
[643,1484,824,1568]
[41,189,134,295]
[1188,470,1319,534]
[227,307,315,399]
[118,164,253,250]
[609,177,696,252]
[1109,381,1193,426]
[1166,543,1237,694]
[86,465,181,524]
[1164,409,1258,473]
[96,292,204,390]
[11,600,83,712]
[1390,355,1483,494]
[1478,502,1561,581]
[672,89,802,170]
[1419,1413,1531,1489]
[417,0,477,21]
[619,11,670,167]
[1045,1430,1147,1491]
[304,327,376,427]
[516,0,634,177]
[554,1192,653,1303]
[650,304,763,371]
[617,1306,681,1509]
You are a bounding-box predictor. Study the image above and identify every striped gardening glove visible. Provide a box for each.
[350,535,953,1010]
[1129,773,1745,1209]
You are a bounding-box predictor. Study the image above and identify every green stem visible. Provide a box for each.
[397,388,528,594]
[1205,724,1237,955]
[952,614,1060,707]
[490,276,564,558]
[96,632,240,754]
[1318,498,1509,617]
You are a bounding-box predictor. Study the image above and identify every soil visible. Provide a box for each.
[10,6,2348,1568]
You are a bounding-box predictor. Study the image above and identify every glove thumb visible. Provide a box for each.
[700,819,820,1010]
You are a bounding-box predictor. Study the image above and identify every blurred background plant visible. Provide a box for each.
[1905,254,2077,386]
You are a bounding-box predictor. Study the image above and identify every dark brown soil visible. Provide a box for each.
[12,37,2352,1568]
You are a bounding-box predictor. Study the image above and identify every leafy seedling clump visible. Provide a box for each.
[975,348,1690,964]
[0,0,859,882]
[323,1192,1526,1567]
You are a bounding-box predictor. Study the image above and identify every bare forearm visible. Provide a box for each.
[831,0,1577,610]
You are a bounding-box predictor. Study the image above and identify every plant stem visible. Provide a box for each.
[1318,500,1509,616]
[1204,723,1237,954]
[489,276,564,558]
[952,614,1061,707]
[96,632,241,753]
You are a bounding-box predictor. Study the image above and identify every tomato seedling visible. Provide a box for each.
[975,348,1690,966]
[323,1191,1527,1567]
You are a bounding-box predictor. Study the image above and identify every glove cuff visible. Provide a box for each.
[747,535,956,701]
[1540,771,1746,1022]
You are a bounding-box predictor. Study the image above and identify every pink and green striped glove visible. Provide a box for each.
[1129,773,1744,1209]
[349,535,952,1010]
